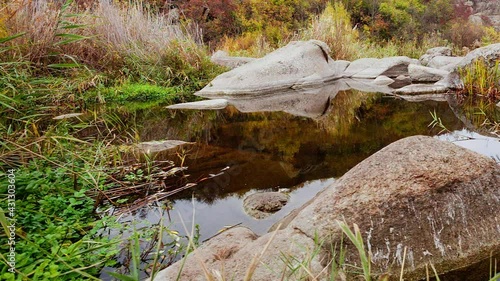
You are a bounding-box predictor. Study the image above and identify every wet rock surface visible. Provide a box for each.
[243,192,289,219]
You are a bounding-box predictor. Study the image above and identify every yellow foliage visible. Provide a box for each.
[300,2,359,60]
[0,5,8,38]
[220,32,274,58]
[482,26,500,46]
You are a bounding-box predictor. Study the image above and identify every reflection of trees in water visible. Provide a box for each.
[108,93,467,206]
[317,90,376,137]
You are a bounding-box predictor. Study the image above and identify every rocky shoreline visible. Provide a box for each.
[169,41,500,114]
[155,40,500,280]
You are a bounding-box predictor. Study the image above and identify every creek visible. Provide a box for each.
[98,89,500,279]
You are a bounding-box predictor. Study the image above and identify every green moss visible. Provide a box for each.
[88,83,182,104]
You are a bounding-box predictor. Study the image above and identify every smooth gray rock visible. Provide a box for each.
[394,84,449,94]
[196,40,344,97]
[243,192,289,219]
[427,56,464,70]
[285,136,500,279]
[373,75,395,86]
[211,50,257,69]
[456,43,500,70]
[136,140,189,153]
[389,74,412,88]
[408,64,450,82]
[343,56,418,79]
[419,47,453,66]
[167,99,229,110]
[151,227,325,281]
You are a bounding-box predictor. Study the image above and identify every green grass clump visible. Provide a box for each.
[460,59,500,103]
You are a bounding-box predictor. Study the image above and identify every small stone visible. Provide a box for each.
[52,113,83,120]
[408,64,450,82]
[373,75,395,86]
[389,75,412,88]
[243,192,289,219]
[167,99,229,110]
[136,140,189,153]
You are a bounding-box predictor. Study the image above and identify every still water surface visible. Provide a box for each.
[118,91,498,237]
[101,90,500,278]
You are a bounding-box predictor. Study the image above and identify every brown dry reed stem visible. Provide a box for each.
[176,201,215,281]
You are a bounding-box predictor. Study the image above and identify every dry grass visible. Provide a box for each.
[300,2,359,60]
[1,0,214,86]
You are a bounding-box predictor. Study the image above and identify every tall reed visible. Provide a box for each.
[1,0,218,87]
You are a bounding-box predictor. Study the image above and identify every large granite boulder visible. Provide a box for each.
[196,40,348,97]
[285,135,500,279]
[419,47,453,66]
[456,43,500,69]
[151,227,325,281]
[408,64,450,82]
[211,50,257,69]
[152,136,500,281]
[342,56,419,79]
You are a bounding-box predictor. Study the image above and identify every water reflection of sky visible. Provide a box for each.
[169,178,334,238]
[436,129,500,163]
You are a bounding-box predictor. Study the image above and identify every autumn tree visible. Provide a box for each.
[176,0,240,44]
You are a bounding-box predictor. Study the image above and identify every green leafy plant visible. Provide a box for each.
[337,220,371,281]
[428,109,450,134]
